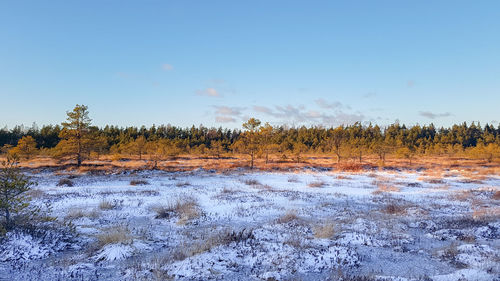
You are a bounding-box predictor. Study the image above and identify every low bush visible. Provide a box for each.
[130,179,149,186]
[57,178,74,187]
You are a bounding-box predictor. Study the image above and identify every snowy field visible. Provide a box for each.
[1,168,499,281]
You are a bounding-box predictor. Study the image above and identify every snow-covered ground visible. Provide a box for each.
[1,168,499,280]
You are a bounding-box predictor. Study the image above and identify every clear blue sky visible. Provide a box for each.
[1,1,499,129]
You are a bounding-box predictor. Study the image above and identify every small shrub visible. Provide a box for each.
[243,179,260,186]
[493,190,500,200]
[130,179,149,186]
[57,178,74,187]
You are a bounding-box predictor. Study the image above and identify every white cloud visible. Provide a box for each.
[197,87,220,97]
[162,64,174,71]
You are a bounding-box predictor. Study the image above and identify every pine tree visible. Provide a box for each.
[0,157,37,231]
[240,118,262,169]
[10,136,38,159]
[58,105,92,166]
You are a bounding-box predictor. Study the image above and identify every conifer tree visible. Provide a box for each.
[0,157,36,231]
[58,104,92,166]
[10,136,38,159]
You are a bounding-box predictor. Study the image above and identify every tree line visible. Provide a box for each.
[1,105,500,166]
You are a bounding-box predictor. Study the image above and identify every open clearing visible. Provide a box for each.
[1,167,499,280]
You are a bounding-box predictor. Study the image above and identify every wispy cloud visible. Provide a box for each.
[253,104,364,126]
[315,98,343,110]
[215,116,236,123]
[162,63,174,71]
[214,106,245,123]
[253,105,274,114]
[419,111,452,119]
[197,87,220,97]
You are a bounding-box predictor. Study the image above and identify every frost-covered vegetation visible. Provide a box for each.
[0,167,499,281]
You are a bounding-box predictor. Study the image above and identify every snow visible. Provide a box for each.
[1,168,499,280]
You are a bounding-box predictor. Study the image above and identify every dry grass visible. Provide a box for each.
[152,197,201,225]
[172,228,254,261]
[308,181,325,188]
[472,206,500,220]
[66,207,101,220]
[96,225,133,247]
[221,186,236,194]
[383,203,406,215]
[372,184,400,195]
[337,162,364,172]
[313,222,336,239]
[99,199,118,210]
[451,190,474,202]
[276,210,299,224]
[130,179,149,186]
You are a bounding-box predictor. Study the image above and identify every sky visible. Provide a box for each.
[1,0,499,129]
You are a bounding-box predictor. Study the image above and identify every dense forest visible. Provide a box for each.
[1,105,500,165]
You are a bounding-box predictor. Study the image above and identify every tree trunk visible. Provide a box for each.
[250,151,254,169]
[4,207,11,229]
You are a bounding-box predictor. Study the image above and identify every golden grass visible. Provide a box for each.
[313,222,336,239]
[308,181,325,188]
[4,154,500,174]
[66,207,101,220]
[372,184,400,195]
[151,197,201,225]
[99,199,117,210]
[96,225,133,247]
[276,210,299,224]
